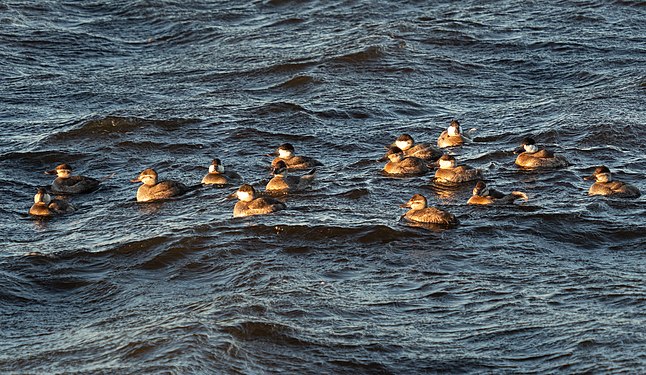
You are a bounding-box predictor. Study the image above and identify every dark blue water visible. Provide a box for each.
[1,1,645,373]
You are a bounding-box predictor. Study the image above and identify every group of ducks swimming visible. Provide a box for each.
[29,120,641,226]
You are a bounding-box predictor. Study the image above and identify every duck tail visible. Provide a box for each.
[511,191,529,201]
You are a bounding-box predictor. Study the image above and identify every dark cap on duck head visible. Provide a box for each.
[45,163,72,175]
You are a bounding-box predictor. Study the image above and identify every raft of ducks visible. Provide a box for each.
[29,121,641,226]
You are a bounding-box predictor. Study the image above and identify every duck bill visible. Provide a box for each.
[44,169,57,175]
[513,146,524,154]
[583,174,595,181]
[130,177,141,183]
[399,202,411,208]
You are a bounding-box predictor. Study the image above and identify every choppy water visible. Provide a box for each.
[1,0,645,373]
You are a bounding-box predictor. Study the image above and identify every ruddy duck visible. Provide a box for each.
[400,194,458,225]
[437,120,466,148]
[271,143,322,170]
[201,159,242,185]
[514,137,568,168]
[131,168,190,202]
[388,134,442,161]
[266,160,316,192]
[29,188,75,216]
[584,166,641,198]
[434,154,482,184]
[233,184,286,217]
[383,146,429,175]
[45,163,100,194]
[467,181,528,205]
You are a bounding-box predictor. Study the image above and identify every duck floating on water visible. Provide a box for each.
[437,120,466,148]
[266,160,316,193]
[233,184,286,217]
[29,187,75,216]
[514,137,568,168]
[467,181,528,205]
[45,163,100,194]
[270,143,322,170]
[434,154,482,184]
[400,194,458,226]
[202,158,241,185]
[584,166,641,198]
[388,134,442,161]
[383,146,429,175]
[131,168,190,202]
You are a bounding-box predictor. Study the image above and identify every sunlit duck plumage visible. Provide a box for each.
[266,160,316,192]
[584,166,641,198]
[233,184,286,217]
[400,194,458,226]
[434,154,482,184]
[390,134,442,161]
[29,188,75,216]
[45,163,100,194]
[131,168,190,202]
[383,146,429,175]
[514,137,568,168]
[201,159,242,185]
[467,181,529,205]
[271,143,322,170]
[437,120,466,148]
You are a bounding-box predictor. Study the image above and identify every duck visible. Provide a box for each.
[467,181,529,205]
[584,166,641,198]
[388,134,442,161]
[271,143,322,170]
[514,137,568,168]
[45,163,100,194]
[434,154,482,184]
[400,194,458,225]
[131,168,190,202]
[383,146,429,175]
[266,160,316,192]
[201,159,242,185]
[233,184,287,217]
[29,188,75,216]
[437,120,466,148]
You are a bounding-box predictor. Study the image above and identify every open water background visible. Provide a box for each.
[1,0,645,373]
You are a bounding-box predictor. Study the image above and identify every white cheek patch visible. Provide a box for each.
[524,144,539,153]
[597,173,611,182]
[237,191,252,201]
[439,159,455,169]
[278,149,293,158]
[447,126,460,137]
[395,140,412,151]
[35,193,51,204]
[209,165,225,173]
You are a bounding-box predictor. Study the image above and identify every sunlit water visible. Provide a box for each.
[1,1,645,373]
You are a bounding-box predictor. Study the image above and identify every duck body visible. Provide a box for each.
[271,155,322,171]
[46,164,99,194]
[584,166,640,198]
[437,131,465,148]
[233,184,286,217]
[434,165,482,184]
[515,150,568,168]
[136,181,189,202]
[389,134,442,162]
[514,138,568,168]
[29,188,75,216]
[132,169,190,202]
[588,181,641,198]
[400,194,458,226]
[437,120,465,148]
[467,181,528,205]
[266,162,316,192]
[271,143,322,170]
[384,157,428,175]
[202,159,242,185]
